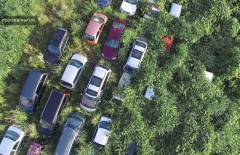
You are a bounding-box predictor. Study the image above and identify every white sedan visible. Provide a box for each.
[120,0,138,15]
[0,125,25,155]
[60,54,88,90]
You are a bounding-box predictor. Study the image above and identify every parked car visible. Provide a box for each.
[82,13,108,45]
[80,65,111,112]
[19,70,49,114]
[97,0,112,7]
[54,113,86,155]
[120,0,138,15]
[0,125,25,155]
[123,39,148,74]
[38,90,69,137]
[26,142,42,155]
[142,0,160,18]
[60,54,88,90]
[91,116,111,149]
[126,141,137,155]
[102,19,127,60]
[45,28,70,65]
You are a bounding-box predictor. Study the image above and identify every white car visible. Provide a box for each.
[92,116,111,149]
[0,125,25,155]
[80,65,111,112]
[60,54,88,89]
[123,39,148,74]
[120,0,138,15]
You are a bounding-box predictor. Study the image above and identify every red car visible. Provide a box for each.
[162,36,173,52]
[82,13,108,45]
[27,142,42,155]
[102,19,127,60]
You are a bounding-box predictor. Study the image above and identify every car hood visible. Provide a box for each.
[93,128,110,145]
[102,45,118,60]
[121,1,137,13]
[97,0,111,7]
[0,138,14,155]
[81,94,97,109]
[45,50,60,65]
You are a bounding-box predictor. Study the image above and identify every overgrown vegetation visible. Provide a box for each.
[0,0,239,154]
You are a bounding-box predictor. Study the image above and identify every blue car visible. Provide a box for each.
[44,28,69,65]
[97,0,112,7]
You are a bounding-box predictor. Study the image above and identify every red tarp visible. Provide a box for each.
[162,36,173,52]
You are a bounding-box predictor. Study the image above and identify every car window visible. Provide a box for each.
[106,38,119,49]
[91,76,102,87]
[135,41,147,48]
[4,130,20,141]
[92,16,104,24]
[84,33,95,41]
[73,69,81,84]
[99,121,111,130]
[113,22,125,29]
[131,49,143,59]
[13,141,19,150]
[66,117,82,129]
[48,45,61,54]
[61,80,73,88]
[19,96,33,107]
[36,74,47,95]
[86,89,98,96]
[69,59,83,68]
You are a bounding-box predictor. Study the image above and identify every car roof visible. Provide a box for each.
[27,143,41,155]
[41,90,66,124]
[21,70,44,99]
[85,13,106,36]
[50,28,68,47]
[54,127,78,155]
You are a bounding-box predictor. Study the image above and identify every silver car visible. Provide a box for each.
[60,54,87,90]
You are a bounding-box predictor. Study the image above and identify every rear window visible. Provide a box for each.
[91,76,102,87]
[131,49,143,59]
[113,21,125,29]
[135,41,147,48]
[40,119,54,129]
[84,33,95,41]
[86,89,98,97]
[61,80,73,88]
[66,117,82,129]
[19,96,33,107]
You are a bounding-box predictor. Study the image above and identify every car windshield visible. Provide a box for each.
[131,49,143,59]
[92,16,104,24]
[48,45,60,54]
[106,38,119,49]
[113,21,125,29]
[86,89,98,97]
[69,59,83,68]
[84,33,95,41]
[66,117,82,129]
[99,121,111,130]
[135,41,147,48]
[125,0,137,4]
[4,130,20,141]
[91,76,102,87]
[40,119,54,129]
[20,96,33,107]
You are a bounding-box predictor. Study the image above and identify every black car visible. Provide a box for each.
[54,113,86,155]
[45,28,70,65]
[19,70,49,114]
[38,90,69,136]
